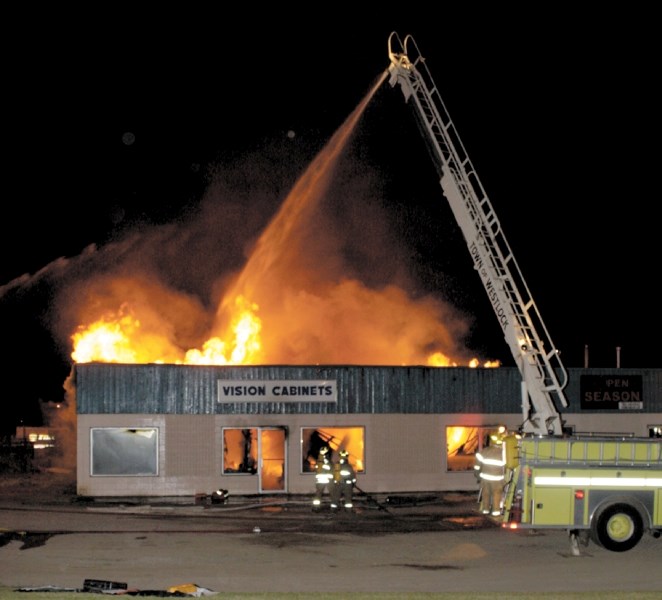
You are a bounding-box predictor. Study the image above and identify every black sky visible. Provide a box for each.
[2,11,659,430]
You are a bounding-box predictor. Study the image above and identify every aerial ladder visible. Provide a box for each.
[387,33,662,554]
[387,31,568,436]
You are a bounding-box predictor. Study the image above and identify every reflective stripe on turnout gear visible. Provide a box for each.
[315,460,332,484]
[479,472,504,481]
[475,444,506,482]
[475,452,505,467]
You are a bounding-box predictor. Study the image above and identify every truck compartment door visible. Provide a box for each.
[532,487,574,525]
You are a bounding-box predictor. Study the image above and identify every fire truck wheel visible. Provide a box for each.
[591,503,643,552]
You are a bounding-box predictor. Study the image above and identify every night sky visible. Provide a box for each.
[2,12,658,431]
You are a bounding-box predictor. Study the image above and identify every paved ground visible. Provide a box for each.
[1,473,661,595]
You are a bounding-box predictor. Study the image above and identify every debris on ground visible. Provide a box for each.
[15,579,217,596]
[385,494,441,506]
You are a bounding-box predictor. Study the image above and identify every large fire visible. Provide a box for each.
[71,295,263,366]
[68,74,500,371]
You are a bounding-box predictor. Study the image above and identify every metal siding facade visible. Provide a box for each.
[74,364,662,416]
[75,363,542,415]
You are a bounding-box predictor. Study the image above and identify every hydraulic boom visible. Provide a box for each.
[387,32,568,435]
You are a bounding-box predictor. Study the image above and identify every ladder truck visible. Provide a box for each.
[387,32,662,553]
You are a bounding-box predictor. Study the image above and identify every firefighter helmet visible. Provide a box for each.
[490,426,507,445]
[339,449,349,460]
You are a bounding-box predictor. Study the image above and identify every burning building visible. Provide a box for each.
[42,73,661,500]
[72,363,661,499]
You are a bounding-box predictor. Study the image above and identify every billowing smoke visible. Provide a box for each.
[36,75,482,472]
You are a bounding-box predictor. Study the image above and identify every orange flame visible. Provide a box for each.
[73,297,264,366]
[71,307,142,364]
[183,296,262,365]
[69,75,500,371]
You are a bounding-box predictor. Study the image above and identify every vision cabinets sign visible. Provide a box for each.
[580,375,643,410]
[218,380,337,403]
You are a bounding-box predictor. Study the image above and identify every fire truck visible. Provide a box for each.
[386,32,662,553]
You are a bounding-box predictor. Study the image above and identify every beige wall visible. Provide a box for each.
[76,411,660,498]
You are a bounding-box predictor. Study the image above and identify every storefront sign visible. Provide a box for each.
[580,375,643,410]
[218,379,337,403]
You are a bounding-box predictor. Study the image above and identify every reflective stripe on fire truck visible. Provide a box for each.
[534,476,662,487]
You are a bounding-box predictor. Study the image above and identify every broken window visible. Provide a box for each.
[446,425,504,472]
[91,427,158,476]
[301,427,364,473]
[222,428,258,474]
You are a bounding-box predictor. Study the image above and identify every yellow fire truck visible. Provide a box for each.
[387,32,662,553]
[502,433,661,552]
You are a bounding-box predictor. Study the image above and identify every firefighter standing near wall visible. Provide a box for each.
[330,449,357,511]
[474,428,506,516]
[312,445,333,511]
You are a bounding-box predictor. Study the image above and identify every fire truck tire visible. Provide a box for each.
[591,503,643,552]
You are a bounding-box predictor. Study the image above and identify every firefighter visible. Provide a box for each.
[312,445,333,510]
[474,429,506,516]
[330,449,357,511]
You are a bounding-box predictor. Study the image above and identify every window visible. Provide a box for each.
[446,425,504,472]
[91,427,158,476]
[223,428,258,474]
[301,427,364,473]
